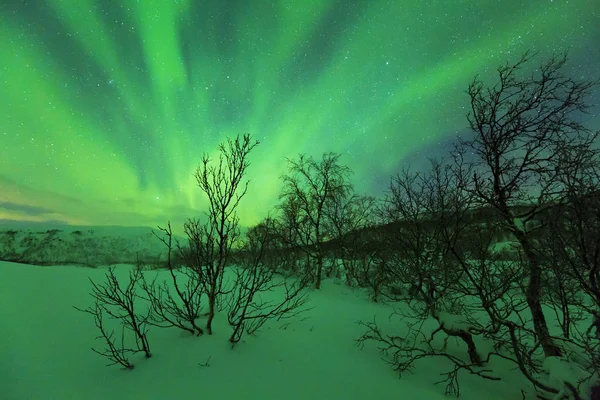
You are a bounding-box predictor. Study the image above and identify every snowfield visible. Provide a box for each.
[1,259,538,400]
[0,224,594,400]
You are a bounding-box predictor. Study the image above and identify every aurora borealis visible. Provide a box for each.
[1,0,599,231]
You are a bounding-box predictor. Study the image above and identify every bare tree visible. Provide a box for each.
[227,219,310,346]
[538,234,588,340]
[357,315,500,397]
[270,194,308,277]
[242,216,298,275]
[455,51,598,358]
[448,222,566,398]
[358,160,498,396]
[538,151,600,395]
[324,192,378,286]
[376,160,472,304]
[185,133,259,334]
[83,304,135,370]
[75,266,151,368]
[140,135,258,336]
[278,152,353,289]
[141,222,204,336]
[359,158,572,397]
[545,146,600,311]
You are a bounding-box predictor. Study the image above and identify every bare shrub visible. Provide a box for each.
[138,134,258,337]
[184,133,259,334]
[75,266,151,369]
[227,220,310,346]
[141,222,204,336]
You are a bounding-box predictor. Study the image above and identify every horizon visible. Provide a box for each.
[2,1,599,231]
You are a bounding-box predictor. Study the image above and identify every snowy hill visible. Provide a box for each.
[0,223,178,267]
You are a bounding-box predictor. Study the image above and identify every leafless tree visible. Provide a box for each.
[278,152,353,289]
[83,304,135,369]
[242,216,301,276]
[359,213,573,398]
[141,222,204,336]
[447,222,569,398]
[75,266,151,368]
[537,148,600,395]
[227,219,310,346]
[357,314,499,397]
[454,51,598,358]
[538,236,588,340]
[545,147,600,312]
[358,156,581,397]
[324,192,378,286]
[140,134,258,336]
[184,133,259,334]
[270,195,309,277]
[376,159,472,304]
[357,159,499,396]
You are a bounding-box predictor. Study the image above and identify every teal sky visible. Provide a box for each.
[1,0,599,231]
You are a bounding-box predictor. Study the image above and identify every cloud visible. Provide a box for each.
[0,201,53,216]
[0,174,84,205]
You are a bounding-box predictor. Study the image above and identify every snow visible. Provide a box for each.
[436,311,476,331]
[0,226,584,400]
[544,357,594,400]
[0,259,533,400]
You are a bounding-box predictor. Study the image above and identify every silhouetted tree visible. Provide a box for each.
[278,152,353,289]
[75,266,151,369]
[141,222,204,336]
[324,192,378,286]
[358,159,496,397]
[227,219,310,346]
[184,133,259,334]
[454,51,598,358]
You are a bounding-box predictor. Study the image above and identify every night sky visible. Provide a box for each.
[1,0,599,231]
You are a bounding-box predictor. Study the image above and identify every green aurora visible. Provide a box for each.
[1,0,599,231]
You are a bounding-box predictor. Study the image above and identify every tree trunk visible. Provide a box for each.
[206,286,216,335]
[445,327,482,365]
[315,251,323,289]
[525,262,561,357]
[514,229,562,357]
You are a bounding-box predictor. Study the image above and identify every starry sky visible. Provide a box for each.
[1,0,599,231]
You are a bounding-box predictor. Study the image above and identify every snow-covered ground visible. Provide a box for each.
[1,260,537,400]
[0,225,594,400]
